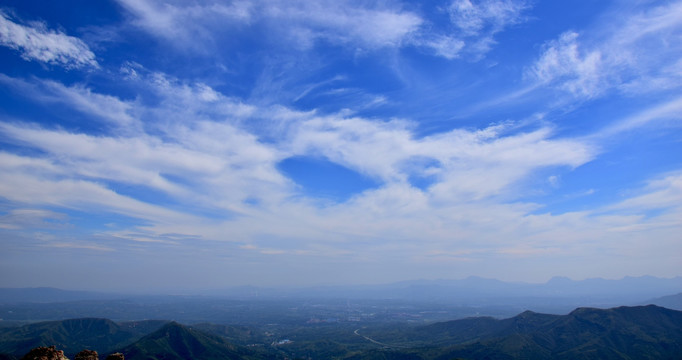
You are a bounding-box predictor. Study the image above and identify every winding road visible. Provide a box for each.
[353,328,408,349]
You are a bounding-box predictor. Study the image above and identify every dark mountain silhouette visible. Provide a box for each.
[0,318,165,358]
[116,322,283,360]
[442,305,682,359]
[351,305,682,359]
[418,310,562,346]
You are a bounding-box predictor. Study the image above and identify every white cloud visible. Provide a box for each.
[283,1,423,48]
[0,68,597,252]
[0,70,284,218]
[2,54,681,283]
[530,32,603,98]
[445,0,528,56]
[284,111,594,202]
[116,0,422,50]
[116,0,253,44]
[448,0,527,35]
[114,0,533,61]
[0,10,97,68]
[144,71,256,120]
[529,1,682,98]
[422,35,465,59]
[0,117,288,217]
[0,165,196,226]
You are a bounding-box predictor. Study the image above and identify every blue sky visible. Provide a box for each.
[0,0,681,292]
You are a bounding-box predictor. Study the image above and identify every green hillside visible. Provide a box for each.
[351,305,682,359]
[117,322,283,360]
[0,318,164,358]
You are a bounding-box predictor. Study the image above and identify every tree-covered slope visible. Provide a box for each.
[0,318,162,358]
[117,322,283,360]
[351,305,682,360]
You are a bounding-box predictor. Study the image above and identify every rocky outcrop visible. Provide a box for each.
[73,350,97,360]
[21,347,124,360]
[20,346,68,360]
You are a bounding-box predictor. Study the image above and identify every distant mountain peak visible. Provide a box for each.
[517,310,539,317]
[547,276,572,283]
[118,318,279,360]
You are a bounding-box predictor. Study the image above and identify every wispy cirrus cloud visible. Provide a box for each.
[115,0,528,60]
[0,10,97,68]
[0,74,137,131]
[116,0,423,51]
[265,0,423,49]
[444,0,528,57]
[592,95,682,139]
[115,0,252,46]
[529,1,682,99]
[531,31,603,98]
[0,70,593,213]
[448,0,527,35]
[420,35,466,60]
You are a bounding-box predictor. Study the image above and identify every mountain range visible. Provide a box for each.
[352,305,682,359]
[4,275,682,306]
[1,305,681,359]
